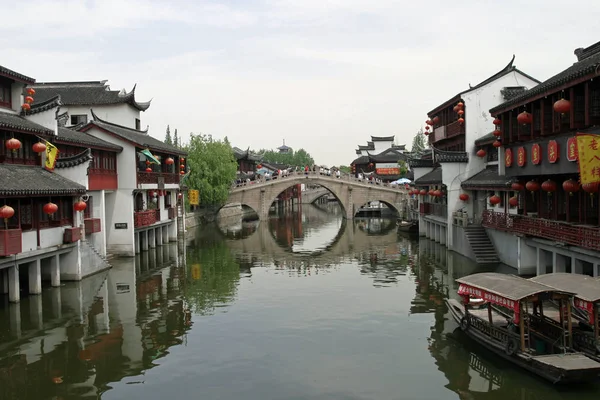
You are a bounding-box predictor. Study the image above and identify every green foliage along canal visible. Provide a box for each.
[2,204,600,399]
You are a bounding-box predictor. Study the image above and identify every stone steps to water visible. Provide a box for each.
[464,225,499,264]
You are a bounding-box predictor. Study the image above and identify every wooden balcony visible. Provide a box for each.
[137,171,180,185]
[134,209,160,228]
[420,202,448,219]
[482,210,600,252]
[446,120,465,138]
[84,218,102,234]
[89,169,118,190]
[63,227,82,243]
[0,229,22,256]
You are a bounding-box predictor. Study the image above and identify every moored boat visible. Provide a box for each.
[397,219,418,233]
[446,272,600,384]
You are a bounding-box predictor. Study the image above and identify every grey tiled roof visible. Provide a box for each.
[233,146,261,161]
[414,167,442,185]
[435,149,468,163]
[56,148,93,168]
[82,110,186,155]
[32,81,151,111]
[26,95,62,115]
[371,135,394,142]
[408,157,435,168]
[474,132,496,146]
[367,148,408,162]
[56,127,123,151]
[351,155,370,165]
[0,164,86,196]
[490,41,600,114]
[0,64,35,84]
[0,111,53,135]
[461,166,512,190]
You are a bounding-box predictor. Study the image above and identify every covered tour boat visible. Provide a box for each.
[397,219,418,233]
[446,272,600,384]
[529,273,600,361]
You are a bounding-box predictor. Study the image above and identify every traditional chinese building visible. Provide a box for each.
[233,146,261,178]
[350,135,407,181]
[481,40,600,276]
[411,56,539,261]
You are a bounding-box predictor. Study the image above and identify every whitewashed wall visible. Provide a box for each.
[64,104,142,130]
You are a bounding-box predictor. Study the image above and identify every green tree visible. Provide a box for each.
[338,165,351,174]
[186,133,238,206]
[411,128,427,155]
[398,160,408,177]
[256,147,315,167]
[164,125,172,145]
[173,129,179,149]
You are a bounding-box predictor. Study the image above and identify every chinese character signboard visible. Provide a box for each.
[44,140,60,171]
[375,163,400,175]
[531,143,541,165]
[547,140,559,163]
[505,148,513,167]
[188,189,200,205]
[567,137,578,162]
[517,147,526,167]
[576,133,600,185]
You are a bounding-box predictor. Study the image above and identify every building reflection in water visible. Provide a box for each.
[414,238,600,400]
[0,242,192,399]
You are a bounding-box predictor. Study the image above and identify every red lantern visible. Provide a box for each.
[509,196,519,207]
[74,201,87,212]
[433,116,440,125]
[165,157,174,165]
[180,157,185,162]
[459,193,469,201]
[489,195,501,205]
[257,164,262,169]
[5,138,22,152]
[582,182,600,194]
[517,111,532,125]
[562,179,580,195]
[146,167,152,172]
[492,129,502,137]
[493,118,501,126]
[425,125,430,131]
[0,205,15,219]
[43,202,58,215]
[541,179,557,193]
[419,189,427,196]
[27,88,35,96]
[180,170,185,175]
[457,102,464,109]
[32,142,46,154]
[433,190,442,197]
[21,103,30,111]
[458,117,464,125]
[525,180,540,193]
[476,149,486,158]
[426,119,433,126]
[428,190,435,196]
[553,98,571,114]
[424,130,429,136]
[493,140,502,148]
[180,164,185,170]
[511,182,524,191]
[457,109,464,116]
[25,96,34,104]
[453,105,459,113]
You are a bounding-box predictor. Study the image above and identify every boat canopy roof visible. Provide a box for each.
[531,273,600,303]
[456,272,573,301]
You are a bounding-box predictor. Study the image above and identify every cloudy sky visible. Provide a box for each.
[3,0,599,166]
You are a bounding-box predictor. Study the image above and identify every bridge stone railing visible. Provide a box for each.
[231,170,409,193]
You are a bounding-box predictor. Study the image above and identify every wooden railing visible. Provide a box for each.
[134,209,160,228]
[446,120,465,138]
[420,202,447,218]
[0,229,22,256]
[137,171,180,185]
[482,210,600,251]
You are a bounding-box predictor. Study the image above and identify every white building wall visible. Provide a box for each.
[63,104,141,130]
[373,140,393,153]
[10,82,24,113]
[54,162,91,189]
[25,108,58,133]
[22,230,37,252]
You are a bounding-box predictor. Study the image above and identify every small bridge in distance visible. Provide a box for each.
[226,170,409,220]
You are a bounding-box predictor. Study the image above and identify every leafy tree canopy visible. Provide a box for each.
[411,128,427,155]
[185,133,238,206]
[397,160,408,177]
[164,125,172,145]
[255,148,315,167]
[337,165,351,173]
[173,129,179,149]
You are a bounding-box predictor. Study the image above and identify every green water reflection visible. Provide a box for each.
[1,205,600,399]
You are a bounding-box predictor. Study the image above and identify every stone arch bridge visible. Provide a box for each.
[226,171,409,219]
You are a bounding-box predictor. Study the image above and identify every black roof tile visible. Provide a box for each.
[56,127,123,151]
[414,167,442,185]
[461,166,513,190]
[32,81,151,111]
[0,164,86,196]
[371,135,394,142]
[474,132,496,146]
[233,146,261,161]
[81,110,186,155]
[367,148,408,162]
[26,95,61,116]
[0,111,53,135]
[435,149,468,163]
[490,41,600,114]
[0,64,35,84]
[56,148,93,168]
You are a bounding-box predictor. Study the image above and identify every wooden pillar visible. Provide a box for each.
[519,302,526,352]
[566,299,573,349]
[594,303,599,341]
[585,82,590,126]
[487,305,493,324]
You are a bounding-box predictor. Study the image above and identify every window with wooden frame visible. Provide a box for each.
[0,132,37,165]
[165,191,172,208]
[0,77,12,109]
[84,196,93,219]
[70,114,88,125]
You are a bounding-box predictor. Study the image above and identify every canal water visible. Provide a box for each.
[1,203,600,399]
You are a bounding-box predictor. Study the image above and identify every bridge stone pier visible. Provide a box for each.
[226,171,409,220]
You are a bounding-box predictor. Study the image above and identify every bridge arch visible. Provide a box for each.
[226,173,408,220]
[354,199,400,218]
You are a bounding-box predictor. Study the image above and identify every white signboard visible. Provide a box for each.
[375,163,397,169]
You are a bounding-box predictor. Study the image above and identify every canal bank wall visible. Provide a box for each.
[185,203,254,230]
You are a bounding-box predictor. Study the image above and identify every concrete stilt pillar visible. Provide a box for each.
[30,294,43,330]
[9,302,21,338]
[149,229,156,249]
[163,225,169,244]
[50,254,60,287]
[135,232,140,254]
[29,259,42,295]
[1,269,8,294]
[142,230,149,251]
[156,226,163,246]
[8,265,20,303]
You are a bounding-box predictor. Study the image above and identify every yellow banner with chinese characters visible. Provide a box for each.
[191,264,202,280]
[44,140,59,171]
[188,190,199,205]
[576,133,600,184]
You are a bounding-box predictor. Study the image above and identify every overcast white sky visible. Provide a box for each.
[3,1,599,166]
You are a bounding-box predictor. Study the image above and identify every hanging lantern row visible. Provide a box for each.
[492,129,502,137]
[180,157,186,175]
[21,87,36,113]
[511,182,524,191]
[525,180,540,193]
[562,179,580,195]
[541,179,557,194]
[5,137,22,152]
